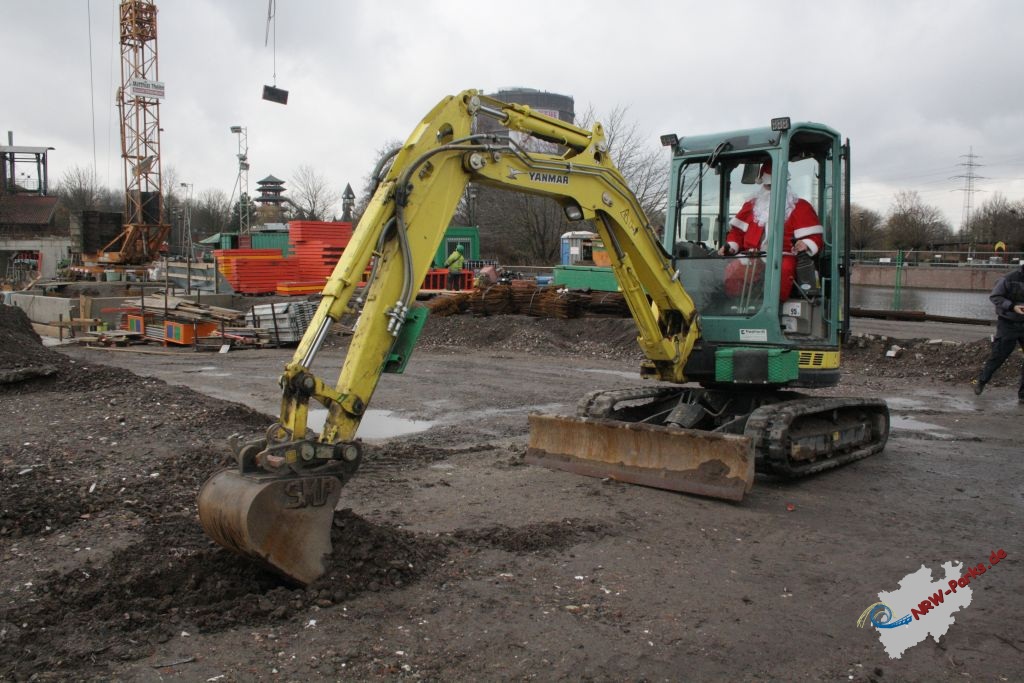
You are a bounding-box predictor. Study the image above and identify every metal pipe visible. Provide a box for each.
[300,317,332,369]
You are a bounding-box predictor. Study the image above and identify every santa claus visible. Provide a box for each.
[719,160,824,302]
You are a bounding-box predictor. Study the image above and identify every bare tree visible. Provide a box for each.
[962,193,1024,249]
[475,187,569,264]
[884,190,953,250]
[577,104,670,227]
[353,139,404,225]
[849,204,885,251]
[289,164,340,221]
[53,164,103,227]
[191,188,231,239]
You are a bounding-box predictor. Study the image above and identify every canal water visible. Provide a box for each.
[851,286,994,322]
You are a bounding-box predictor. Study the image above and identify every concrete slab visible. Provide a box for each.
[10,293,77,324]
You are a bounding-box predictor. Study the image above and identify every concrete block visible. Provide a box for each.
[10,293,77,325]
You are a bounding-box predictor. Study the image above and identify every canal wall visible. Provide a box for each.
[851,263,1020,291]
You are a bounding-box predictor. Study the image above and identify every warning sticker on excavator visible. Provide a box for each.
[739,328,768,342]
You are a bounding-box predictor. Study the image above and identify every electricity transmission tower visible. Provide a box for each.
[951,148,986,235]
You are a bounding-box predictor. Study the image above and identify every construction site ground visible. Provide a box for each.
[1,308,1022,682]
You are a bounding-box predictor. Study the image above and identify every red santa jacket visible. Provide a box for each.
[723,195,824,301]
[725,197,824,256]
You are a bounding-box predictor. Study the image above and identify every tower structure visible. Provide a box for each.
[952,148,985,235]
[98,0,170,264]
[255,174,287,226]
[231,125,251,234]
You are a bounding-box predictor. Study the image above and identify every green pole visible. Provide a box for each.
[892,249,904,310]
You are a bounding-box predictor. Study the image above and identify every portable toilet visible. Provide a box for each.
[560,231,599,265]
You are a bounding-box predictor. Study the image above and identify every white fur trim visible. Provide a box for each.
[727,240,740,253]
[729,217,749,231]
[800,239,820,256]
[793,224,824,239]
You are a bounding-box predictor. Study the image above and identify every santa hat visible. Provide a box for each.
[758,161,772,185]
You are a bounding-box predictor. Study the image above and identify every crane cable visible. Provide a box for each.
[265,0,277,86]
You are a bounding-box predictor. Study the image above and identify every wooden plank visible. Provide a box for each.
[81,346,183,356]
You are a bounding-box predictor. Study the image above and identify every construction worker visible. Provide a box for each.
[444,244,466,290]
[973,261,1024,403]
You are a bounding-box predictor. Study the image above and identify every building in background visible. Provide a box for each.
[478,88,575,154]
[0,138,67,282]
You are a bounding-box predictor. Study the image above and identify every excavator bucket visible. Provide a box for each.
[525,414,755,501]
[197,470,342,585]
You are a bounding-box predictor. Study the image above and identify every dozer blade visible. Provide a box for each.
[526,414,755,501]
[197,469,342,585]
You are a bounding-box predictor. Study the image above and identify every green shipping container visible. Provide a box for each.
[250,232,291,256]
[552,265,620,292]
[434,226,480,267]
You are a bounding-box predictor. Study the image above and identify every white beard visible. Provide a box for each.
[751,185,798,227]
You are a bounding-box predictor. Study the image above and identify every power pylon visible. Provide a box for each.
[951,148,986,234]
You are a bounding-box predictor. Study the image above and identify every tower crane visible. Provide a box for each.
[94,0,170,266]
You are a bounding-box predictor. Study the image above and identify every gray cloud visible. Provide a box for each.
[5,0,1022,228]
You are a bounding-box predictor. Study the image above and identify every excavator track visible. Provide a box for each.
[574,387,890,479]
[576,387,683,419]
[744,397,890,477]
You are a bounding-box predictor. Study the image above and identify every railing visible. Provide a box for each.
[851,250,1024,267]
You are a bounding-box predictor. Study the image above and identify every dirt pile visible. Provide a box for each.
[842,335,1007,385]
[0,305,66,384]
[418,314,643,361]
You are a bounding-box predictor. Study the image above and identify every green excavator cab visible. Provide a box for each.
[662,121,851,388]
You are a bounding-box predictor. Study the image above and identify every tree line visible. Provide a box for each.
[851,191,1024,253]
[47,117,1024,262]
[48,163,343,255]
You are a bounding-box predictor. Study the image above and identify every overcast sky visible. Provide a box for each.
[5,0,1024,230]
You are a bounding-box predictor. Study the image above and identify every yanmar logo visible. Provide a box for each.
[528,172,569,185]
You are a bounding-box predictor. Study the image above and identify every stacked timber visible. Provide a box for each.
[587,291,631,317]
[423,293,469,316]
[121,293,244,324]
[534,287,587,319]
[119,293,244,345]
[276,280,327,296]
[510,280,545,316]
[467,284,514,316]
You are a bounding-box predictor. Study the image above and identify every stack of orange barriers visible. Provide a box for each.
[289,221,353,280]
[214,249,297,294]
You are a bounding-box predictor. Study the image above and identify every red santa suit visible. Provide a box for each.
[723,166,824,302]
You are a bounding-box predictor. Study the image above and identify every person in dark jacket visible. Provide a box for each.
[973,262,1024,403]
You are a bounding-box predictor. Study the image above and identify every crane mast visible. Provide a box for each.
[97,0,169,265]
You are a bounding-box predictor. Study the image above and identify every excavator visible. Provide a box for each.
[198,91,890,584]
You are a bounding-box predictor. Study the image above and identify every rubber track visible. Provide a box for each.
[744,397,890,477]
[576,387,682,418]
